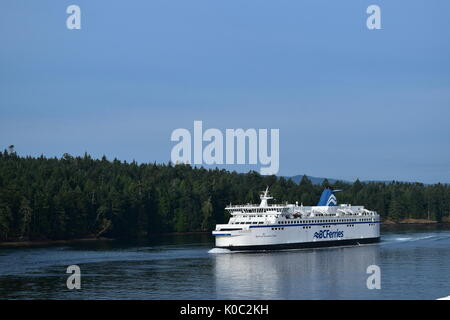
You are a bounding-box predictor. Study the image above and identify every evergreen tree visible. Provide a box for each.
[0,203,12,240]
[19,198,32,239]
[201,198,214,231]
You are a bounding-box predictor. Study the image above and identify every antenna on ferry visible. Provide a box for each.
[259,186,273,207]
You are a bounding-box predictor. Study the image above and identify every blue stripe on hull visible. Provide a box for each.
[216,237,380,251]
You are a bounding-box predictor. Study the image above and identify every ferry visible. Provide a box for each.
[212,187,380,251]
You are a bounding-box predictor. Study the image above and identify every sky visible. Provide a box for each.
[1,0,449,184]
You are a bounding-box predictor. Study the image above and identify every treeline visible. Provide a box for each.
[0,151,449,241]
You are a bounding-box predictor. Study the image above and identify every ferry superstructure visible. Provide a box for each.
[212,187,380,250]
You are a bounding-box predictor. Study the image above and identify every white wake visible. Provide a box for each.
[208,248,232,254]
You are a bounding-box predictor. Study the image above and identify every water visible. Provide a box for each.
[1,225,450,300]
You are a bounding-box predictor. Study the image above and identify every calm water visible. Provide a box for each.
[1,225,450,300]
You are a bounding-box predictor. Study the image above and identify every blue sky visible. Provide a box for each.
[1,0,449,183]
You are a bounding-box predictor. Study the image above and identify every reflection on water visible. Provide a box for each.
[0,225,450,299]
[213,245,380,300]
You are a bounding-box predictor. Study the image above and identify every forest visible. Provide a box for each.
[0,150,449,242]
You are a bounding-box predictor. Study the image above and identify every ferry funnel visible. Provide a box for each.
[317,189,342,206]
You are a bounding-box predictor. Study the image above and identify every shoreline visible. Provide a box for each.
[382,218,448,225]
[1,221,450,248]
[0,237,114,248]
[0,232,212,248]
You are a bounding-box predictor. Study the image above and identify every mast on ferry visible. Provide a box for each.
[259,186,273,207]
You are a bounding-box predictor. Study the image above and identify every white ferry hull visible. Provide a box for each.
[214,221,380,251]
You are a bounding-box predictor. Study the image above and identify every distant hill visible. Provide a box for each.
[284,175,435,185]
[284,175,346,185]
